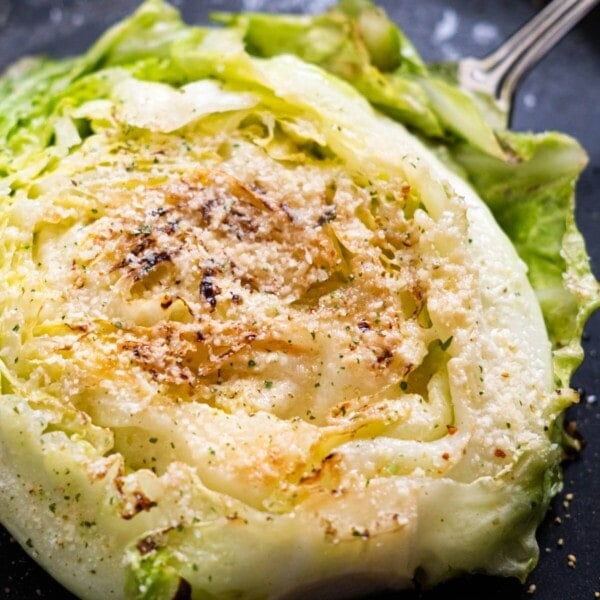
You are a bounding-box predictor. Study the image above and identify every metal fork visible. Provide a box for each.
[457,0,599,124]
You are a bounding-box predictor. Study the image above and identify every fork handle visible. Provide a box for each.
[461,0,599,111]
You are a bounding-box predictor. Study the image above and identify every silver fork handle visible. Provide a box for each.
[459,0,599,110]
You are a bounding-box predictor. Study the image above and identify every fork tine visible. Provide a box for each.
[458,0,599,116]
[478,0,582,71]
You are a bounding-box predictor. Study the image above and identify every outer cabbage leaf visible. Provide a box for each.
[455,132,598,387]
[213,0,504,158]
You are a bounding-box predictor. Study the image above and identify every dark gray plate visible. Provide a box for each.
[1,1,599,599]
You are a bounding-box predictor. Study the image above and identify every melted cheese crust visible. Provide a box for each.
[6,123,470,496]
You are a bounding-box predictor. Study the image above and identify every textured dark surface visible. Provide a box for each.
[0,1,599,599]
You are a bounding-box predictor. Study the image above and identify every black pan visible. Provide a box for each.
[1,1,599,599]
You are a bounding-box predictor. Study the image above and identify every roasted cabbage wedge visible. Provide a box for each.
[0,1,598,599]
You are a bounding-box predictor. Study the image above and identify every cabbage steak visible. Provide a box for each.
[0,1,598,599]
